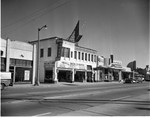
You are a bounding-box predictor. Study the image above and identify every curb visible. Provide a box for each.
[8,81,120,89]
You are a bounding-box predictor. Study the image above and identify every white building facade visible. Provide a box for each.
[30,37,97,83]
[0,38,36,84]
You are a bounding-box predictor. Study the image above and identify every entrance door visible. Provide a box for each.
[113,71,119,81]
[15,67,32,82]
[44,70,53,83]
[87,72,92,82]
[58,70,71,82]
[75,71,85,82]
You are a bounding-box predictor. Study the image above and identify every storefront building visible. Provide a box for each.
[30,37,97,83]
[95,55,125,82]
[0,38,36,85]
[122,67,132,80]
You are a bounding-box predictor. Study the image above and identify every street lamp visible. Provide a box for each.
[34,25,47,86]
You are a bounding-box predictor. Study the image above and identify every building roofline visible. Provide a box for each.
[75,45,97,52]
[29,37,61,43]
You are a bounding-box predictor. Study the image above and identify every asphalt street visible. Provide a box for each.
[1,81,150,116]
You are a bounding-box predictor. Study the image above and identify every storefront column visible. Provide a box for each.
[128,73,131,79]
[32,44,36,85]
[108,71,111,81]
[132,71,135,80]
[119,70,122,81]
[71,69,74,83]
[54,62,58,83]
[102,69,105,81]
[111,71,114,81]
[6,38,10,72]
[85,71,87,82]
[92,71,94,82]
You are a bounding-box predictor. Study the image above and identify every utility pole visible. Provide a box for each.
[34,25,47,86]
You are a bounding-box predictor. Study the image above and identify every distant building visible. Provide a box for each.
[95,55,124,82]
[30,37,97,83]
[0,38,36,84]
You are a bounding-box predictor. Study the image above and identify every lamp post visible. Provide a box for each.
[34,25,47,86]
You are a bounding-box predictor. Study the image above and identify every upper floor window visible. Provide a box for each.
[71,51,73,58]
[40,48,44,58]
[78,52,80,60]
[61,47,70,58]
[85,53,87,61]
[74,51,77,59]
[82,52,84,60]
[48,47,51,57]
[94,55,96,62]
[91,54,93,62]
[88,54,90,61]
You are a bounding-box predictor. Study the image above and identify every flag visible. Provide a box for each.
[68,21,82,43]
[127,60,136,71]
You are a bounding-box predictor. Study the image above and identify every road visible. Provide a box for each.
[1,82,150,116]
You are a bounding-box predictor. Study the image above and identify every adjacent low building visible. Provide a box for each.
[0,38,36,85]
[95,55,129,82]
[30,37,97,83]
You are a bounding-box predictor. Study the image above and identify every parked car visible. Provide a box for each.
[0,72,11,90]
[135,74,144,83]
[124,78,133,84]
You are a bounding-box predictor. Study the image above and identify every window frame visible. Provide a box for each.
[40,48,44,58]
[47,47,51,57]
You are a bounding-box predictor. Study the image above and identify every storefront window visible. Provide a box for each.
[10,58,32,67]
[0,58,6,72]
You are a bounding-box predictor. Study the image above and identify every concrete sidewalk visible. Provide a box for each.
[9,81,120,89]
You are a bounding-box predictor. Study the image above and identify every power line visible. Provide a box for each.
[2,0,70,35]
[2,0,61,29]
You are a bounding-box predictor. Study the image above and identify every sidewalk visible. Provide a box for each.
[9,81,119,89]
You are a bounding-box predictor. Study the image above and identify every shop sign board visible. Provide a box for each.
[44,61,55,68]
[122,67,131,72]
[62,40,75,49]
[104,58,110,67]
[57,61,86,70]
[97,56,104,66]
[110,61,122,69]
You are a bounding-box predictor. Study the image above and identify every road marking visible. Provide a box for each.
[111,96,131,101]
[2,100,28,104]
[43,91,104,100]
[32,112,52,117]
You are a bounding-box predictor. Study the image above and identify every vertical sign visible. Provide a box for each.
[56,42,62,60]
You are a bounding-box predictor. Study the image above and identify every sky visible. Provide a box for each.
[1,0,149,68]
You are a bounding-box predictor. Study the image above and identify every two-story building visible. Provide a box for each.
[30,37,97,83]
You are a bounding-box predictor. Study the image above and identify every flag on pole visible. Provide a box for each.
[67,21,82,43]
[127,60,136,71]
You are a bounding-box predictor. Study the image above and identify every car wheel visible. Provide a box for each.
[1,83,5,90]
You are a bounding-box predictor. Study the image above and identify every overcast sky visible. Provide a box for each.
[1,0,149,68]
